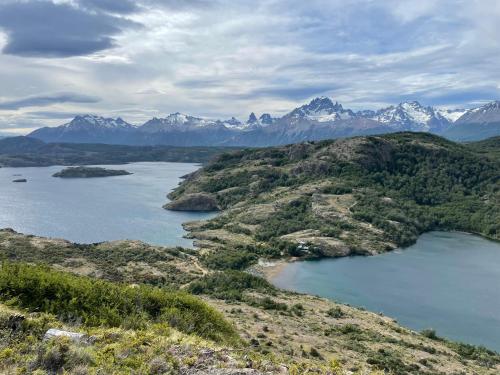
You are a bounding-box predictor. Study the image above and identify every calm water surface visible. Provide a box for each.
[0,162,215,246]
[272,232,500,350]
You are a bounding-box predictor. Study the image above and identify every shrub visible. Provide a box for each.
[0,262,238,344]
[326,306,345,318]
[201,249,258,270]
[421,329,439,340]
[188,270,274,301]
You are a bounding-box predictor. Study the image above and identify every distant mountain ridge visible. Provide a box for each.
[28,98,500,145]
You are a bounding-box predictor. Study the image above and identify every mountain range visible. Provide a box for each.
[28,98,500,146]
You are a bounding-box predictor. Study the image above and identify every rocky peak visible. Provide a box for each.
[307,97,343,112]
[247,112,259,124]
[259,113,274,125]
[285,97,355,122]
[224,117,243,127]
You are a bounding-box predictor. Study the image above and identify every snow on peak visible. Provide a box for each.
[370,101,441,131]
[286,97,355,122]
[435,108,467,123]
[65,115,134,130]
[455,100,500,124]
[140,112,214,132]
[222,117,243,128]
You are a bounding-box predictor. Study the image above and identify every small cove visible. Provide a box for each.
[271,231,500,351]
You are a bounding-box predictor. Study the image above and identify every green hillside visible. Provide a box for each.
[167,132,500,269]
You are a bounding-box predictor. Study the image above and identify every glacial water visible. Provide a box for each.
[0,162,215,247]
[272,231,500,350]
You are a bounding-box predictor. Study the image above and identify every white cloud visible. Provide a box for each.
[0,0,499,133]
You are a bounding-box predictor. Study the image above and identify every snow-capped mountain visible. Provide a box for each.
[454,101,500,124]
[28,98,500,146]
[29,115,136,144]
[283,97,355,123]
[435,108,468,123]
[366,101,454,132]
[62,115,135,131]
[443,101,500,141]
[140,113,219,133]
[244,112,275,127]
[221,117,244,129]
[139,111,275,132]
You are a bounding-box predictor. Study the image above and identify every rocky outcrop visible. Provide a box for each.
[164,193,219,212]
[43,328,91,344]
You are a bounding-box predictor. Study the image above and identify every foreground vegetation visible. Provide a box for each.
[0,262,237,344]
[1,229,499,374]
[168,133,499,269]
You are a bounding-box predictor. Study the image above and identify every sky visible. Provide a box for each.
[0,0,499,134]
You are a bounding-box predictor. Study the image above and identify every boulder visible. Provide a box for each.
[43,328,89,344]
[164,193,219,212]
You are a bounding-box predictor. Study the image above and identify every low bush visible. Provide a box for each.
[188,270,274,301]
[201,248,258,270]
[0,262,238,344]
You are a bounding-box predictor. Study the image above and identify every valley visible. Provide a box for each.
[0,132,499,374]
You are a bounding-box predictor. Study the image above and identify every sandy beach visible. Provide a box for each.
[249,258,296,281]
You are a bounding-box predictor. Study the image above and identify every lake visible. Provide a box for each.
[272,231,500,351]
[0,162,215,247]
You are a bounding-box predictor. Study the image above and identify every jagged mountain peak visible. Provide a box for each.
[399,100,424,108]
[27,98,500,145]
[476,100,500,111]
[285,96,354,122]
[304,96,344,112]
[259,113,274,125]
[248,112,258,124]
[223,117,242,126]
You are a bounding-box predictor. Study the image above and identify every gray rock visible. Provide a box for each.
[43,328,89,344]
[164,193,219,212]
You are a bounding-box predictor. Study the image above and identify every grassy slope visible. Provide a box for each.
[1,229,499,374]
[167,132,499,270]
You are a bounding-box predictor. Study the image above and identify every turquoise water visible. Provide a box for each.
[272,232,500,350]
[0,162,214,246]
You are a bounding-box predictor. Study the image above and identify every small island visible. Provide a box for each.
[52,166,132,178]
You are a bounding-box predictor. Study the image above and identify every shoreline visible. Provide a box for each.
[248,257,296,282]
[249,230,500,283]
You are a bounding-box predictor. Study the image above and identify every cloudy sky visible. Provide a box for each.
[0,0,499,133]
